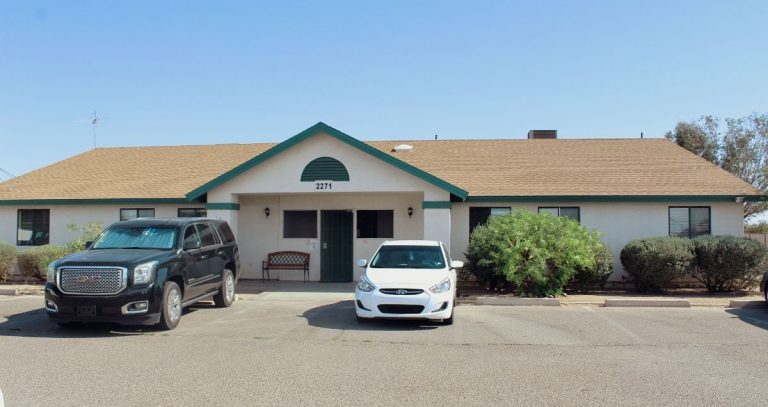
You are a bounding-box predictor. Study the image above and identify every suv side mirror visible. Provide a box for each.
[450,260,464,269]
[356,259,368,268]
[84,241,93,250]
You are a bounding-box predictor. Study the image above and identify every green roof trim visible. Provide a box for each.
[205,202,240,210]
[300,156,350,181]
[185,122,469,200]
[464,195,767,203]
[0,198,193,206]
[422,201,453,209]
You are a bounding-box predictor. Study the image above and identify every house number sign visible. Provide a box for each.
[315,181,333,190]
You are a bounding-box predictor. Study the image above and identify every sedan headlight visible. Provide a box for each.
[357,275,376,293]
[429,278,451,294]
[47,262,57,285]
[133,262,157,285]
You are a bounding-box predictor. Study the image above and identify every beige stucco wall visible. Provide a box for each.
[450,201,745,281]
[236,193,424,281]
[0,204,205,247]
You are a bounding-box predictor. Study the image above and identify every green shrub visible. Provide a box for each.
[466,210,605,297]
[620,237,695,292]
[571,242,614,291]
[66,222,103,252]
[0,243,16,283]
[17,245,70,280]
[692,235,768,292]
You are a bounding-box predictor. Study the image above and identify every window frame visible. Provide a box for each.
[469,206,511,237]
[119,208,156,221]
[16,209,50,246]
[668,206,711,238]
[538,206,581,223]
[283,210,318,239]
[356,210,394,239]
[177,208,207,218]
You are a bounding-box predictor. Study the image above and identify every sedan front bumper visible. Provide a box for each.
[355,287,454,320]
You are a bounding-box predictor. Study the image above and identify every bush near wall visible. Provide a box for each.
[17,245,70,280]
[692,235,767,292]
[466,210,607,297]
[570,243,614,291]
[0,243,16,283]
[620,237,695,292]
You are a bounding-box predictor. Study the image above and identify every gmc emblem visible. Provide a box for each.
[77,275,101,284]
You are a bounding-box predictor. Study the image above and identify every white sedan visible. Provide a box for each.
[355,240,462,325]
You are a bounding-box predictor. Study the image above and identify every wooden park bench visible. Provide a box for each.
[262,251,310,282]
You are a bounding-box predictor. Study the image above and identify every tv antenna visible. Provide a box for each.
[74,111,110,148]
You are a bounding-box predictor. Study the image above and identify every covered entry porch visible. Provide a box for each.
[215,192,451,282]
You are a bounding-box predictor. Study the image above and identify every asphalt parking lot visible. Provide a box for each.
[1,288,767,407]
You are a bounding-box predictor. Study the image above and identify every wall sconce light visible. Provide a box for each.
[265,207,271,218]
[408,207,413,218]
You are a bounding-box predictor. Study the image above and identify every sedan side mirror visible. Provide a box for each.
[84,241,93,250]
[450,260,464,269]
[356,259,368,268]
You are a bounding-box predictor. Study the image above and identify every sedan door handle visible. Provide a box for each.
[200,255,209,260]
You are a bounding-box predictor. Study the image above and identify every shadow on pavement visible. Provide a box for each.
[725,307,768,331]
[302,300,440,331]
[0,303,208,338]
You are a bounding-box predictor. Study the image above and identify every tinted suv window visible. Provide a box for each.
[217,222,236,243]
[183,225,201,250]
[197,223,216,247]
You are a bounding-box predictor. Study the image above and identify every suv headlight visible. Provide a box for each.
[133,262,157,285]
[357,275,376,293]
[429,278,451,294]
[47,262,57,285]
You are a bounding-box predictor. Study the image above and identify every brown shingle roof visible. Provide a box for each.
[0,137,761,201]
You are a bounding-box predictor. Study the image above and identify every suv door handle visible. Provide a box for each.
[200,255,209,260]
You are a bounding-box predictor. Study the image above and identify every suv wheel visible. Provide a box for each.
[213,269,236,308]
[158,281,182,330]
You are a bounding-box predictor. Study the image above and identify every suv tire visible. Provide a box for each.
[213,269,236,308]
[158,281,182,330]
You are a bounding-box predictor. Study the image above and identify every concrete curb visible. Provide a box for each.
[473,297,561,306]
[0,288,20,296]
[604,299,690,308]
[728,300,768,309]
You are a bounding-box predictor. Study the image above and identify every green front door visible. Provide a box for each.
[320,210,353,282]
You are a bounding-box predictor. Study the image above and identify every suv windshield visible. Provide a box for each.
[91,226,178,250]
[370,245,446,269]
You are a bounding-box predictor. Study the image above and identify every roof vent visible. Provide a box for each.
[392,144,414,152]
[527,130,557,139]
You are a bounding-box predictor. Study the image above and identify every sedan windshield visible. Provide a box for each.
[370,245,446,269]
[91,226,178,250]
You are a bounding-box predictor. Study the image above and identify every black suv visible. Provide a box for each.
[44,218,239,330]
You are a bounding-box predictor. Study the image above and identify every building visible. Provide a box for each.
[0,122,763,282]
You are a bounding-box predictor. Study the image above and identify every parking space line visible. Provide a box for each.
[582,306,646,344]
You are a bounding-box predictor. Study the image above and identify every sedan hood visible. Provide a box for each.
[365,268,449,288]
[57,249,170,268]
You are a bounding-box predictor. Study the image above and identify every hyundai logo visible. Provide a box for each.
[77,275,101,284]
[395,289,407,295]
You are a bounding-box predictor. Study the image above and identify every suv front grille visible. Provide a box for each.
[58,267,128,295]
[379,288,424,295]
[377,304,425,314]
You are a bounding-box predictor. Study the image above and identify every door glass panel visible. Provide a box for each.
[196,223,216,247]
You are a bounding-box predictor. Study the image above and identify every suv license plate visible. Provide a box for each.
[76,306,96,317]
